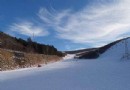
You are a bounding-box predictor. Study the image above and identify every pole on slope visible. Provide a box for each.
[124,39,129,60]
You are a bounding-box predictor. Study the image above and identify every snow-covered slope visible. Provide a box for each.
[100,38,130,60]
[0,38,130,90]
[63,54,75,60]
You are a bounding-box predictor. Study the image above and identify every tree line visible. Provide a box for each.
[15,37,64,57]
[0,31,64,57]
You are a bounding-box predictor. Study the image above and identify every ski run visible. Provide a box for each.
[1,39,130,90]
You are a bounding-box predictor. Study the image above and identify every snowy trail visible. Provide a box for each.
[1,38,130,90]
[1,56,130,90]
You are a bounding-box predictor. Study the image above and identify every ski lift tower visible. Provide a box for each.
[124,39,129,60]
[32,32,34,41]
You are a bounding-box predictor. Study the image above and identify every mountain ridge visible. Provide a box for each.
[0,31,63,56]
[65,37,130,59]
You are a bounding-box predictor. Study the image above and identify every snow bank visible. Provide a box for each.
[63,54,75,60]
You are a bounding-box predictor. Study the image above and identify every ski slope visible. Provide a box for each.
[0,39,130,90]
[101,38,130,60]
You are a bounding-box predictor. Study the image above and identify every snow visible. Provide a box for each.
[0,39,130,90]
[101,38,130,60]
[63,54,75,60]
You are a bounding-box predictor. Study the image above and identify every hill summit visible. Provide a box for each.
[0,31,63,56]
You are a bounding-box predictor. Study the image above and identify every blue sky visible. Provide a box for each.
[0,0,130,51]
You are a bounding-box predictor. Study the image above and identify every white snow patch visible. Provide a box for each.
[63,54,75,60]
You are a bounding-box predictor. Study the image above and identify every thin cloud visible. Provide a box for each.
[38,0,130,47]
[38,8,71,26]
[10,21,49,37]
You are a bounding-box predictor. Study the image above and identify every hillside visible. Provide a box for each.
[0,31,64,71]
[100,38,130,60]
[1,38,130,90]
[66,38,128,59]
[0,31,63,56]
[65,48,97,54]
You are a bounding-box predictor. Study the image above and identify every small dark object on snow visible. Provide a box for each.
[38,64,42,67]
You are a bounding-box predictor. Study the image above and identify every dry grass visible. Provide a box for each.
[0,48,62,71]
